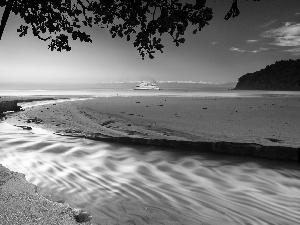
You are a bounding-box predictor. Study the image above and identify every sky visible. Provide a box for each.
[0,0,300,89]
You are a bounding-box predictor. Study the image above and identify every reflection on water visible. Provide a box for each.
[0,122,300,225]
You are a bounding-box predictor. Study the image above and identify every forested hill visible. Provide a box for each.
[234,59,300,91]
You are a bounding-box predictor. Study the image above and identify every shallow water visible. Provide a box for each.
[0,122,300,225]
[1,87,300,99]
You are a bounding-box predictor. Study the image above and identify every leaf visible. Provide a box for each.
[225,0,239,20]
[149,53,154,59]
[224,10,233,20]
[196,0,206,8]
[178,38,185,43]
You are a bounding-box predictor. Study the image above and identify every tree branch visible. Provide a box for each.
[0,0,15,40]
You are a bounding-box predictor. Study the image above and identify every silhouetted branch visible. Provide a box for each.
[0,0,14,40]
[0,0,260,59]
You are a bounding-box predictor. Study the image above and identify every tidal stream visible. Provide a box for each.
[0,122,299,225]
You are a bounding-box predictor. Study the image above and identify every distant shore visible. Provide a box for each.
[4,95,300,162]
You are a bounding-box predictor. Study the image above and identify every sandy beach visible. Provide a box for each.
[1,95,300,225]
[6,95,300,148]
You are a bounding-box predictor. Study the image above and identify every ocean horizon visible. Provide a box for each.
[1,82,300,98]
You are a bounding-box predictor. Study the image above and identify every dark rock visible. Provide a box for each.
[27,118,43,124]
[22,126,32,130]
[0,101,22,113]
[267,138,284,143]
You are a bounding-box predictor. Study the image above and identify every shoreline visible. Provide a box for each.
[1,95,300,224]
[1,96,94,224]
[4,95,300,162]
[0,164,92,224]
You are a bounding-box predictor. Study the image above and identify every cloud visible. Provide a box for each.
[262,22,300,46]
[246,40,259,43]
[260,19,277,28]
[230,47,245,52]
[250,47,269,53]
[295,13,300,16]
[230,47,268,54]
[211,41,218,45]
[284,47,300,55]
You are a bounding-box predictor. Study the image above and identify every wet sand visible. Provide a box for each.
[6,96,300,147]
[1,122,300,225]
[2,95,300,224]
[0,164,92,225]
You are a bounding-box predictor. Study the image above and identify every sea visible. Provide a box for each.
[1,84,300,224]
[1,82,300,98]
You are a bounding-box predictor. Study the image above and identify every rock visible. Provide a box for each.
[22,126,32,130]
[267,138,284,143]
[27,118,43,124]
[16,126,33,130]
[0,101,22,113]
[73,209,93,223]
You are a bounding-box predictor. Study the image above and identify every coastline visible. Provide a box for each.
[4,95,300,162]
[1,95,300,224]
[1,96,93,224]
[0,164,92,224]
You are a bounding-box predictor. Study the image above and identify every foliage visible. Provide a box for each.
[234,59,300,91]
[0,0,257,59]
[0,0,213,58]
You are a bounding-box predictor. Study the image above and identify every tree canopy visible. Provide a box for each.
[0,0,251,59]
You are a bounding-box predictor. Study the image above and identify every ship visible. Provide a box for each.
[134,81,160,90]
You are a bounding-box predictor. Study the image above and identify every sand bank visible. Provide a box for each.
[0,164,92,224]
[6,96,300,161]
[1,95,300,224]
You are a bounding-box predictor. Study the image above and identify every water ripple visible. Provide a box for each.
[0,122,299,225]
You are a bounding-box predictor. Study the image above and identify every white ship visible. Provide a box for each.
[134,81,160,90]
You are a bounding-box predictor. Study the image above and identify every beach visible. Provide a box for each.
[1,94,300,225]
[6,95,300,155]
